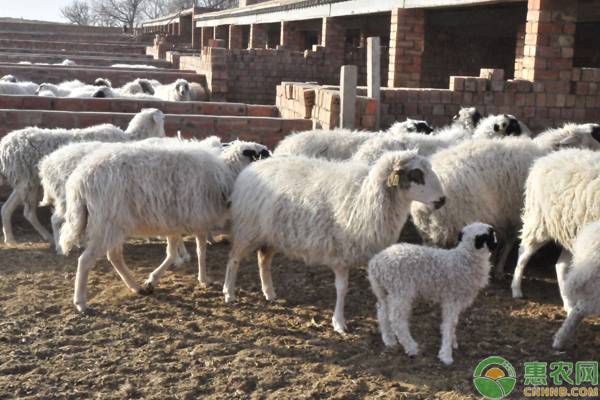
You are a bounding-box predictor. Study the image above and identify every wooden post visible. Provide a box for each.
[340,65,357,129]
[367,37,381,129]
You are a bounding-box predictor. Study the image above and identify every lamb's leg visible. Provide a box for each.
[107,244,141,294]
[439,303,460,365]
[389,298,419,356]
[73,243,103,312]
[494,237,517,279]
[177,238,191,265]
[553,304,586,350]
[143,235,180,292]
[223,250,242,303]
[376,296,397,347]
[331,265,350,334]
[195,232,212,287]
[511,240,545,298]
[50,212,64,254]
[555,249,573,313]
[23,186,53,243]
[257,247,276,301]
[1,188,22,244]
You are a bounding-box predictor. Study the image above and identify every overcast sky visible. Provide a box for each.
[0,0,71,23]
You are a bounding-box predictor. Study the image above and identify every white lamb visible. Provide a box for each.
[153,79,192,101]
[552,221,600,350]
[368,222,497,365]
[59,140,270,312]
[116,78,156,96]
[222,150,446,333]
[473,114,532,139]
[0,108,165,244]
[410,125,598,279]
[511,149,600,303]
[36,78,113,98]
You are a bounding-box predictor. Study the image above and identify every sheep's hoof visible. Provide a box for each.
[74,302,87,313]
[198,277,214,289]
[511,288,524,299]
[139,283,154,295]
[552,337,565,350]
[439,354,454,365]
[332,318,348,334]
[224,293,236,303]
[3,238,17,245]
[263,291,277,301]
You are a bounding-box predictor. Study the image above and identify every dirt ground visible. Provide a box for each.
[0,216,599,400]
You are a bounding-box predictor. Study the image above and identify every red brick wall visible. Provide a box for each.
[0,39,146,55]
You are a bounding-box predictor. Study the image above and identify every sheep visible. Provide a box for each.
[368,222,497,365]
[17,59,76,66]
[273,129,377,160]
[116,78,155,96]
[0,108,165,244]
[0,80,39,95]
[553,221,600,350]
[110,64,158,69]
[543,123,600,151]
[388,119,434,135]
[190,82,210,101]
[511,149,600,302]
[472,114,532,139]
[36,78,113,98]
[153,79,192,101]
[451,106,482,131]
[410,125,597,280]
[58,140,270,312]
[222,150,446,333]
[0,74,17,83]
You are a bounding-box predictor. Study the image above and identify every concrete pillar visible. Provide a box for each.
[280,21,301,51]
[201,26,214,48]
[388,8,425,88]
[229,25,244,49]
[249,24,267,49]
[521,0,577,84]
[367,37,381,129]
[340,65,358,129]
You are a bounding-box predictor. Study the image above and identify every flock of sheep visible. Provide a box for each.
[0,73,207,101]
[0,95,598,365]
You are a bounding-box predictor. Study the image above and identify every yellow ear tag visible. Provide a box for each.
[387,172,400,187]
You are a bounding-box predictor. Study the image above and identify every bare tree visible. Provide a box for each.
[92,0,147,28]
[61,0,93,25]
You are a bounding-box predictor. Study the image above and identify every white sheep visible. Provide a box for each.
[17,59,76,66]
[0,80,39,95]
[431,107,482,142]
[153,79,192,101]
[553,221,600,350]
[0,108,165,244]
[368,222,497,365]
[116,78,155,96]
[511,149,600,302]
[451,106,482,131]
[110,64,158,69]
[0,74,17,83]
[59,140,270,312]
[410,125,596,279]
[273,129,376,160]
[387,119,434,135]
[222,150,446,333]
[472,114,532,139]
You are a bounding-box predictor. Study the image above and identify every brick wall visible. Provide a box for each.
[0,39,146,55]
[0,21,121,35]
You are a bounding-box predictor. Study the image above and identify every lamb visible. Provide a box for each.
[552,221,600,350]
[58,140,270,312]
[153,79,192,101]
[222,150,446,333]
[472,114,532,139]
[0,80,39,95]
[511,149,600,302]
[451,106,482,131]
[410,125,598,280]
[430,106,482,141]
[368,222,497,365]
[387,119,434,135]
[0,108,165,244]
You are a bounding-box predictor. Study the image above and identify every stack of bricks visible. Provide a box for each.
[311,88,340,129]
[180,47,228,102]
[275,82,317,119]
[388,8,425,88]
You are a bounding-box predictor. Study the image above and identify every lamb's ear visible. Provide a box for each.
[407,168,425,185]
[474,234,486,249]
[558,134,578,147]
[592,126,600,143]
[139,79,155,95]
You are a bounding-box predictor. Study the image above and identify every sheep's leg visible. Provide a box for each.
[143,236,180,292]
[494,237,517,279]
[50,212,65,254]
[223,251,242,303]
[553,304,586,350]
[555,249,573,313]
[439,303,460,365]
[389,298,419,356]
[23,187,53,243]
[1,188,22,244]
[376,296,397,347]
[511,240,545,298]
[195,232,212,287]
[107,245,141,294]
[176,238,191,265]
[73,244,103,312]
[331,265,350,334]
[257,247,276,301]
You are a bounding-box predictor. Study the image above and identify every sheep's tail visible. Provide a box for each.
[59,188,87,255]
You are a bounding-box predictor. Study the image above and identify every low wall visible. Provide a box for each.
[0,39,146,55]
[0,95,279,117]
[0,30,146,44]
[0,110,311,149]
[0,53,172,68]
[0,47,153,60]
[0,21,122,35]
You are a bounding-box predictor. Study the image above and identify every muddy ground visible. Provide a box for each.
[0,215,599,400]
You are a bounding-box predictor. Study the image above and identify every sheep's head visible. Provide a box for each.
[93,78,112,88]
[174,79,191,101]
[457,223,498,252]
[126,108,165,138]
[0,74,17,83]
[384,151,445,210]
[221,140,271,173]
[559,123,600,151]
[453,107,481,129]
[92,86,114,98]
[36,83,59,96]
[137,79,155,95]
[390,118,433,135]
[492,114,529,137]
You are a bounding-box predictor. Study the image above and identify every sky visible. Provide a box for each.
[0,0,71,23]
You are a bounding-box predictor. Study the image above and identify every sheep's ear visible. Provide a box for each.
[592,126,600,143]
[416,122,433,134]
[242,149,259,161]
[407,168,425,185]
[139,80,154,95]
[474,235,486,249]
[472,110,482,126]
[558,134,578,147]
[93,89,106,98]
[387,169,408,188]
[506,119,522,136]
[259,149,271,159]
[457,231,463,243]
